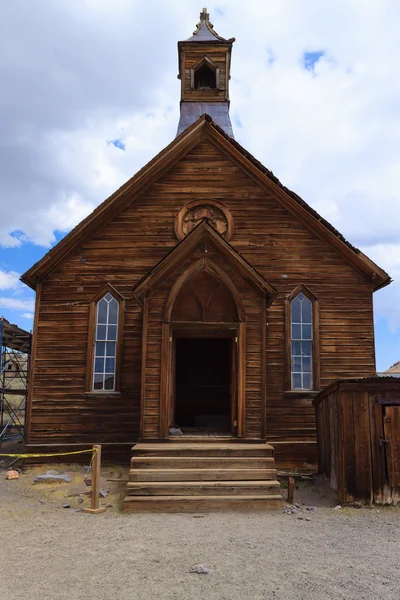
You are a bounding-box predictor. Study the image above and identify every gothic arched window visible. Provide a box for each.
[286,286,320,391]
[86,286,124,393]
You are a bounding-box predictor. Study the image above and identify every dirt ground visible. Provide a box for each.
[0,463,399,600]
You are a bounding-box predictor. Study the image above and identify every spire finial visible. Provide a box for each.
[194,7,214,33]
[200,8,210,24]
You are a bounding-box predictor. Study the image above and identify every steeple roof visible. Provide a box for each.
[185,8,234,43]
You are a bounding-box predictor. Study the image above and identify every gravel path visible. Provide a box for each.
[1,465,399,600]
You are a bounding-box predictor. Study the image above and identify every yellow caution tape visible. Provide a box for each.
[0,448,97,459]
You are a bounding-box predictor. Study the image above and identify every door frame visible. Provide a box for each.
[160,321,246,439]
[169,326,237,436]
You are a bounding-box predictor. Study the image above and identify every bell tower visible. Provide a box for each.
[177,8,235,137]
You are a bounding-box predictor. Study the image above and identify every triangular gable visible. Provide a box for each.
[132,221,277,307]
[21,114,391,291]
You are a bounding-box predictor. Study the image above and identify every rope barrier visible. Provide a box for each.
[0,447,97,459]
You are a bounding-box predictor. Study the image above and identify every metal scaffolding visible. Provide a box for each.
[0,318,31,445]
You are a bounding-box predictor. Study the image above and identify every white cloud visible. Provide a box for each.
[0,297,35,312]
[21,312,34,320]
[368,243,400,333]
[0,0,399,332]
[0,270,21,290]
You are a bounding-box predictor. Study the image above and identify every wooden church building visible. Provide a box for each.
[22,10,391,510]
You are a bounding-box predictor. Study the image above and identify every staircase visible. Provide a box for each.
[124,441,284,512]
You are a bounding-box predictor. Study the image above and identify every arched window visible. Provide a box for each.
[93,293,119,391]
[86,286,124,393]
[286,286,319,391]
[291,293,313,390]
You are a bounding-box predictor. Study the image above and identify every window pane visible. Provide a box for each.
[290,292,314,391]
[95,341,106,357]
[292,324,301,339]
[301,341,312,357]
[105,358,115,372]
[108,299,118,325]
[302,298,312,323]
[303,373,312,390]
[96,325,107,340]
[95,357,104,373]
[291,298,301,323]
[106,342,116,357]
[292,373,302,389]
[104,374,115,390]
[293,356,302,372]
[291,341,301,356]
[97,299,108,324]
[302,356,312,372]
[93,293,119,391]
[107,325,117,341]
[93,374,103,390]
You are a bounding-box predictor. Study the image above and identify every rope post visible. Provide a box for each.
[287,476,295,504]
[83,444,106,515]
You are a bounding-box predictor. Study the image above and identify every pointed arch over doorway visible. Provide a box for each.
[160,259,246,439]
[163,258,246,324]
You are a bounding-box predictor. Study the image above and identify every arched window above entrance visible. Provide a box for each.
[171,269,238,323]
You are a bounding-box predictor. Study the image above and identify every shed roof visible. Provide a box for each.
[0,318,31,353]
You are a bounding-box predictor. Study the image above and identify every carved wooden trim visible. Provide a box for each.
[163,258,246,323]
[261,297,267,439]
[237,322,246,438]
[174,199,233,242]
[159,322,171,438]
[139,297,148,438]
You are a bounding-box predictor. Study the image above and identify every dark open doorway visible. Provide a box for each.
[174,337,232,432]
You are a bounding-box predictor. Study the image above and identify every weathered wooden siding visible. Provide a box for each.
[27,138,376,467]
[315,379,400,504]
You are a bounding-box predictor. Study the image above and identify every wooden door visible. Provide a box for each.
[383,406,400,489]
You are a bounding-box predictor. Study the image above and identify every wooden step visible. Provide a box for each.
[126,480,281,496]
[125,441,282,513]
[129,468,278,482]
[132,443,274,458]
[124,494,284,512]
[131,456,276,469]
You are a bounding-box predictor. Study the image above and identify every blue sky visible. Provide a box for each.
[0,0,399,372]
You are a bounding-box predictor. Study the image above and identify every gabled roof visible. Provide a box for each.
[384,360,400,374]
[21,114,391,292]
[132,221,277,307]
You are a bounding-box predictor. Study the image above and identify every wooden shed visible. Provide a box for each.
[314,377,400,505]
